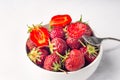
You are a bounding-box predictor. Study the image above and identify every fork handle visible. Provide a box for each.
[102,37,120,42]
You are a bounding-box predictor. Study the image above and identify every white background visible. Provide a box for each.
[0,0,120,80]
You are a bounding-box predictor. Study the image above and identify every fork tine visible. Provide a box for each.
[82,35,101,46]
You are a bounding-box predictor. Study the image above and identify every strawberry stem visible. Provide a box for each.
[56,51,69,63]
[94,51,98,55]
[58,68,68,74]
[95,49,99,52]
[56,52,65,59]
[62,50,70,62]
[78,39,86,47]
[63,26,67,32]
[79,15,89,25]
[79,15,82,22]
[49,40,54,53]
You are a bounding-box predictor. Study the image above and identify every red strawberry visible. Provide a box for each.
[66,37,81,49]
[43,53,61,71]
[28,48,49,67]
[26,38,37,53]
[64,49,85,71]
[80,44,99,63]
[28,24,50,47]
[84,25,93,36]
[67,22,87,39]
[79,47,87,55]
[50,27,65,39]
[49,14,72,28]
[49,38,67,55]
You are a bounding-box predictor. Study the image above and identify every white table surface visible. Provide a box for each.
[0,0,120,80]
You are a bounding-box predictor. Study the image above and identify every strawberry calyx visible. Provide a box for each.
[27,23,43,33]
[54,51,69,73]
[79,39,98,56]
[56,50,70,62]
[52,62,61,71]
[28,48,41,63]
[86,44,97,56]
[50,52,67,72]
[52,61,67,73]
[49,40,56,53]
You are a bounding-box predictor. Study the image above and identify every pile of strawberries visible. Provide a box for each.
[26,14,99,72]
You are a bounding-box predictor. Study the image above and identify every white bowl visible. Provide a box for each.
[26,24,103,80]
[28,46,103,80]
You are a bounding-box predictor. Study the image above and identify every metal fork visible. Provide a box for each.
[82,35,120,46]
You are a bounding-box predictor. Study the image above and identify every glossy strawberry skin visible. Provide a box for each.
[30,26,50,47]
[67,22,87,39]
[50,27,65,39]
[80,46,98,63]
[43,53,60,71]
[66,37,81,49]
[65,49,85,71]
[51,38,67,55]
[79,47,87,55]
[26,38,37,53]
[50,14,72,28]
[84,52,96,63]
[84,25,93,36]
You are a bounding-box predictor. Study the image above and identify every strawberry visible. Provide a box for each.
[79,47,87,55]
[67,15,94,39]
[28,24,50,47]
[49,38,67,55]
[28,48,49,67]
[64,49,85,71]
[84,44,99,63]
[66,37,81,49]
[26,38,37,53]
[84,25,93,36]
[43,53,62,71]
[50,27,65,39]
[79,41,99,63]
[67,22,87,39]
[49,14,72,28]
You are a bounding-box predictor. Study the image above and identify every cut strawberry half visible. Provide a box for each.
[49,14,72,28]
[28,24,50,47]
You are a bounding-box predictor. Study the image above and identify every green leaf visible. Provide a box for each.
[79,15,82,22]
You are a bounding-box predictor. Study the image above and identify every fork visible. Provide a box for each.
[82,35,120,46]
